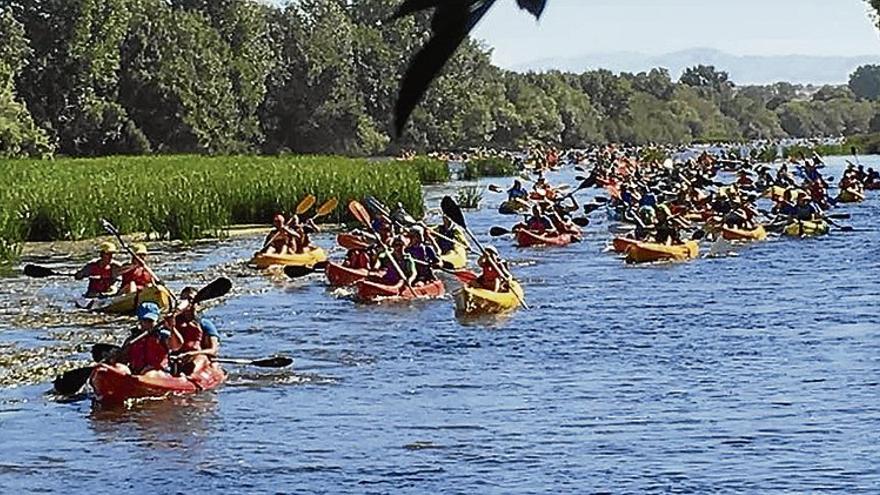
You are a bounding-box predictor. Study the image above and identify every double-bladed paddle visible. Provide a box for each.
[23,264,76,278]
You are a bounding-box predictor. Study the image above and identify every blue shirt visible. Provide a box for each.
[199,317,220,340]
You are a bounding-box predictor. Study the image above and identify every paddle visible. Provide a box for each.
[101,218,177,305]
[348,200,417,297]
[282,261,329,279]
[53,277,233,395]
[23,264,76,278]
[489,226,512,237]
[214,356,294,368]
[260,195,317,251]
[365,196,473,253]
[441,196,528,310]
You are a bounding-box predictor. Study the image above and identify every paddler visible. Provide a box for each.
[111,302,183,377]
[516,205,553,233]
[473,246,511,292]
[373,235,416,287]
[114,243,154,294]
[405,226,440,283]
[507,180,528,202]
[260,214,298,255]
[74,241,121,298]
[169,287,221,375]
[290,214,319,253]
[433,216,469,257]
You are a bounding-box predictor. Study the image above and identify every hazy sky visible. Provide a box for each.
[473,0,880,67]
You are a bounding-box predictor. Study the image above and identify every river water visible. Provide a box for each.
[1,157,878,493]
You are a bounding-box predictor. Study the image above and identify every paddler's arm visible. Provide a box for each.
[74,262,92,280]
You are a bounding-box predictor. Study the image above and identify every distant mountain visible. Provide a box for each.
[512,48,880,85]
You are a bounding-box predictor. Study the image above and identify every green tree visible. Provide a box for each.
[849,64,880,101]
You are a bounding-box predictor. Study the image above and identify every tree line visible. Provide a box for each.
[3,0,880,159]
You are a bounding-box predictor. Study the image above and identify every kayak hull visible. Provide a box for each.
[515,229,574,248]
[454,281,524,316]
[499,199,529,215]
[337,233,372,251]
[837,190,864,203]
[81,285,172,315]
[355,279,445,303]
[325,262,373,287]
[625,241,700,263]
[440,246,468,270]
[721,225,767,242]
[90,362,226,405]
[783,221,829,237]
[250,247,327,269]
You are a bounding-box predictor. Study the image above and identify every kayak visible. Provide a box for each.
[250,247,327,269]
[325,261,375,287]
[499,199,530,215]
[625,241,700,263]
[612,237,638,254]
[454,281,524,316]
[337,232,373,251]
[78,285,172,315]
[515,229,576,248]
[721,225,767,242]
[440,246,468,270]
[89,361,226,405]
[355,278,445,303]
[783,220,829,237]
[866,182,880,191]
[837,190,864,203]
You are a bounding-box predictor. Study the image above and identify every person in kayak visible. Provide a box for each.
[75,241,121,298]
[374,236,416,287]
[432,216,469,261]
[516,205,553,233]
[169,287,221,375]
[260,214,298,255]
[114,243,154,295]
[473,246,511,292]
[290,214,319,253]
[405,227,440,283]
[112,302,183,377]
[507,180,528,202]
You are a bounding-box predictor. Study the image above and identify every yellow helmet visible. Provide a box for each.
[98,241,117,254]
[132,243,148,255]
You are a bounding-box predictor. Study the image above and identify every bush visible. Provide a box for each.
[406,156,450,184]
[460,157,518,180]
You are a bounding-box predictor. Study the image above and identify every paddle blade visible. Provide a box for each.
[313,260,328,270]
[572,217,591,228]
[364,196,390,217]
[348,200,372,228]
[691,229,706,241]
[583,203,602,215]
[453,270,479,285]
[593,196,609,203]
[489,226,511,237]
[441,196,466,229]
[92,343,121,362]
[315,198,338,218]
[488,184,503,193]
[827,213,851,220]
[284,265,316,279]
[243,356,293,368]
[296,195,317,215]
[194,277,233,304]
[53,366,94,395]
[24,264,58,278]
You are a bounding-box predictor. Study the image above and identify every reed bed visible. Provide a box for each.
[0,155,428,263]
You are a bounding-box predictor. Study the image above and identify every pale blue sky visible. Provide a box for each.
[473,0,880,67]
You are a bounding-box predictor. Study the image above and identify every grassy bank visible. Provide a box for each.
[0,155,430,264]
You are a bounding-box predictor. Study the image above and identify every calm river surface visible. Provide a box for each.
[1,157,878,493]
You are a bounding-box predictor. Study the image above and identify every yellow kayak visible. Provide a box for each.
[250,247,327,269]
[625,241,700,263]
[454,281,524,316]
[837,189,864,203]
[783,221,829,237]
[721,225,767,242]
[440,247,468,270]
[78,285,173,315]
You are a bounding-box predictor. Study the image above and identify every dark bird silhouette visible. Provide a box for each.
[391,0,547,137]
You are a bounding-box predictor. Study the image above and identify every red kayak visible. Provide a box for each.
[326,261,377,287]
[515,229,575,247]
[355,278,445,303]
[90,361,226,404]
[337,232,372,251]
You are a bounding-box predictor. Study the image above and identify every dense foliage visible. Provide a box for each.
[0,155,426,262]
[1,0,880,158]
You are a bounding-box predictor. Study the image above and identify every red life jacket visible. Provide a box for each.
[175,316,203,353]
[87,261,115,295]
[121,265,153,290]
[127,335,169,374]
[478,264,501,291]
[346,250,370,270]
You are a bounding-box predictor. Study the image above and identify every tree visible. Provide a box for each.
[680,65,733,95]
[849,65,880,101]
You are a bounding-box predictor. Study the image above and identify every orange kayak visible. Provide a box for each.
[90,361,226,405]
[515,229,575,247]
[326,262,378,287]
[355,279,445,303]
[625,241,700,263]
[337,232,373,251]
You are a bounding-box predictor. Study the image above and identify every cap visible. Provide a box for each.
[136,302,161,322]
[132,243,148,255]
[98,241,117,254]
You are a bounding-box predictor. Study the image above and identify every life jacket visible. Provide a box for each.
[526,216,551,232]
[478,263,501,291]
[175,318,203,353]
[127,334,169,374]
[87,261,115,295]
[121,265,153,290]
[345,249,370,270]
